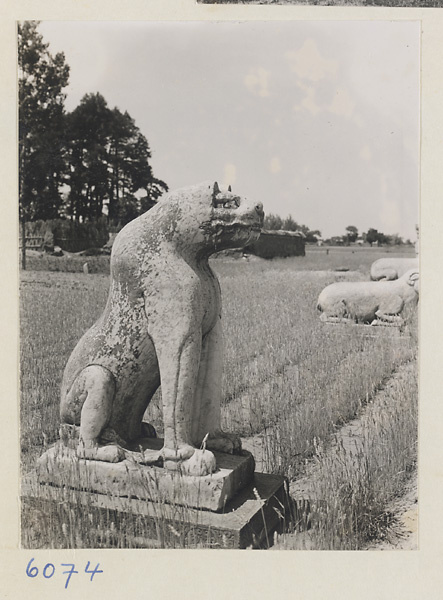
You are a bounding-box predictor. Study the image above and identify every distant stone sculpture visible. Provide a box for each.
[370,257,419,281]
[59,182,264,476]
[317,268,419,325]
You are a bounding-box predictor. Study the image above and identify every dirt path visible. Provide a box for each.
[241,360,418,550]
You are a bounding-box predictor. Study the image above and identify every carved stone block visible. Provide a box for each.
[37,437,255,512]
[23,470,289,549]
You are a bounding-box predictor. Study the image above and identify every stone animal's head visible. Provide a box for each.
[200,181,264,253]
[403,268,419,294]
[146,181,264,258]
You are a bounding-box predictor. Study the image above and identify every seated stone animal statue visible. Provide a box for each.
[370,257,419,281]
[60,182,264,476]
[317,268,419,325]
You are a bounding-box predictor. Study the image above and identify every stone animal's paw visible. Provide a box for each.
[371,318,402,328]
[180,449,217,476]
[122,448,162,465]
[142,448,163,464]
[77,443,125,463]
[162,443,196,470]
[205,432,242,455]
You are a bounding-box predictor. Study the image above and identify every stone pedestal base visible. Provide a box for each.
[37,438,255,512]
[22,470,289,549]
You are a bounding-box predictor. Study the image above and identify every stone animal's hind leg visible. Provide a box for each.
[192,318,241,455]
[65,365,125,463]
[319,299,355,325]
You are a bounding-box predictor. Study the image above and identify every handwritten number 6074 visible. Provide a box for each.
[26,559,103,589]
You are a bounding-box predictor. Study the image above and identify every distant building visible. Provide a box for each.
[245,230,305,259]
[330,236,345,246]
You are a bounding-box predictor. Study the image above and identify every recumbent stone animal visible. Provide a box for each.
[317,268,419,325]
[370,257,419,281]
[60,182,264,476]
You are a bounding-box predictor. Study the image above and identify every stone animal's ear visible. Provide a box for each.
[228,185,232,192]
[212,182,220,206]
[408,271,419,286]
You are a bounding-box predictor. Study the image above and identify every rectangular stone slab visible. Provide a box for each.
[22,471,289,549]
[36,439,255,512]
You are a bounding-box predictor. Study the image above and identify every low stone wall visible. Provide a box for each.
[246,230,305,259]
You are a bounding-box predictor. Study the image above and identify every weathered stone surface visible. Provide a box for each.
[23,471,289,549]
[370,257,419,281]
[317,268,419,325]
[37,438,255,512]
[59,182,264,475]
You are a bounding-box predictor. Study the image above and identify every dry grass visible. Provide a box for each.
[20,248,418,548]
[275,360,418,549]
[25,251,110,273]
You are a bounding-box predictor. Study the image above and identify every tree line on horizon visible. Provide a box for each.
[264,215,414,247]
[18,21,168,267]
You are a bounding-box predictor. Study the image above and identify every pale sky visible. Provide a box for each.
[38,20,420,241]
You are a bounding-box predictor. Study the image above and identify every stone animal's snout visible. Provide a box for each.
[213,182,264,230]
[234,195,264,231]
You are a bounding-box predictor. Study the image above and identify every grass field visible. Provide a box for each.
[24,244,414,274]
[20,246,418,549]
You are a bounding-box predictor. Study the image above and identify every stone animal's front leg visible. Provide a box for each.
[371,309,403,327]
[147,307,216,475]
[62,365,126,463]
[160,330,201,460]
[371,297,404,327]
[192,318,242,455]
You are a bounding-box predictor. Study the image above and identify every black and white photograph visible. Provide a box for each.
[18,20,421,552]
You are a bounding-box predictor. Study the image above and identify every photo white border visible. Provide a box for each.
[2,1,443,598]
